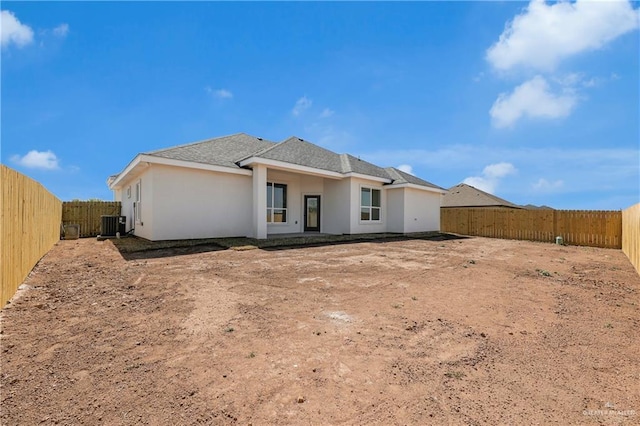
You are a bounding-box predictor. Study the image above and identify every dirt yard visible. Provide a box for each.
[1,236,639,425]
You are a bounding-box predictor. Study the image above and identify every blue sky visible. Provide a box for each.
[2,1,639,209]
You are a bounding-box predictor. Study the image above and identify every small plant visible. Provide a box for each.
[248,351,256,358]
[536,269,552,277]
[392,304,402,309]
[224,327,234,333]
[411,296,417,301]
[445,371,465,379]
[605,323,613,329]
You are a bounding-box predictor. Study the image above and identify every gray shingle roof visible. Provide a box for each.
[146,133,275,169]
[138,133,442,190]
[442,183,522,208]
[385,167,444,190]
[341,154,391,179]
[249,137,345,173]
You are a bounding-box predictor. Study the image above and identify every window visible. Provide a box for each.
[360,187,381,221]
[267,182,287,223]
[134,180,142,223]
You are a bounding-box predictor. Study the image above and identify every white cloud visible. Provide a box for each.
[362,145,638,201]
[292,96,312,116]
[206,87,233,99]
[397,164,414,175]
[1,10,34,49]
[463,162,517,194]
[462,176,497,194]
[490,76,577,128]
[532,178,564,192]
[11,150,60,170]
[52,23,69,38]
[551,72,603,88]
[487,0,640,72]
[319,108,334,118]
[483,162,517,179]
[365,145,637,179]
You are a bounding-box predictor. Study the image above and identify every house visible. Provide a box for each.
[442,183,523,209]
[107,133,446,241]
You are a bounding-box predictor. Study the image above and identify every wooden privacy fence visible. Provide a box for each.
[1,165,62,307]
[62,201,122,237]
[622,203,640,274]
[441,208,622,249]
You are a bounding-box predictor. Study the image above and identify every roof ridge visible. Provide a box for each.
[384,166,402,180]
[292,136,342,156]
[239,135,292,160]
[343,153,385,170]
[146,132,267,155]
[339,153,352,173]
[384,166,445,190]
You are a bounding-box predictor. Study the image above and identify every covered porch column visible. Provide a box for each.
[252,164,267,239]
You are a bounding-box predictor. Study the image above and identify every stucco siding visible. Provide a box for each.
[265,170,326,234]
[386,188,405,233]
[149,164,252,240]
[112,162,442,240]
[323,178,351,235]
[403,187,441,233]
[113,167,154,239]
[266,170,301,234]
[117,179,135,235]
[349,177,387,234]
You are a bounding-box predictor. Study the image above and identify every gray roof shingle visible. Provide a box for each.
[442,183,522,208]
[385,167,444,190]
[146,133,275,169]
[248,136,345,173]
[340,154,391,180]
[139,133,441,190]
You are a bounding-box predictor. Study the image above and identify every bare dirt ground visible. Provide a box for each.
[1,236,639,425]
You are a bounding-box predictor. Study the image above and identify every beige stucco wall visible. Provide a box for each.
[265,170,326,235]
[142,164,253,240]
[349,177,387,234]
[112,163,442,240]
[323,178,351,235]
[402,187,441,233]
[117,167,155,240]
[385,187,405,233]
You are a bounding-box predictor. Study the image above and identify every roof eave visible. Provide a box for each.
[109,154,253,190]
[344,172,392,184]
[386,182,448,194]
[238,157,344,179]
[109,154,147,190]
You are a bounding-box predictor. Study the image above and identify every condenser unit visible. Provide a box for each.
[101,215,126,237]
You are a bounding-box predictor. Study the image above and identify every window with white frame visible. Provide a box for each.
[360,187,381,221]
[134,180,142,223]
[267,182,287,223]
